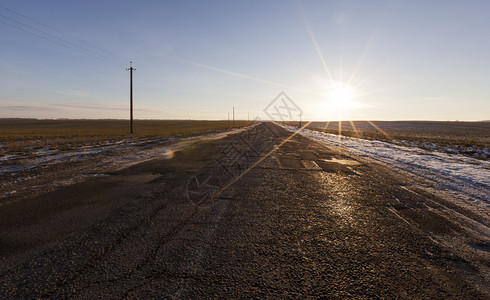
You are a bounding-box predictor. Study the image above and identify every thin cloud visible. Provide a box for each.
[53,103,127,111]
[52,102,165,113]
[3,105,53,111]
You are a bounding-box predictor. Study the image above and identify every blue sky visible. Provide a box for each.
[0,0,489,120]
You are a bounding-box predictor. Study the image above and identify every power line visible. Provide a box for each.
[0,13,124,66]
[0,18,122,67]
[0,19,101,61]
[0,3,126,63]
[0,7,126,67]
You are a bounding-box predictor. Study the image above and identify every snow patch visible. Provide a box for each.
[282,125,490,216]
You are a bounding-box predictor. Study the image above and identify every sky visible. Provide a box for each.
[0,0,489,121]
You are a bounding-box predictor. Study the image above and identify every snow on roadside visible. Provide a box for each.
[0,137,175,176]
[283,125,489,214]
[0,127,245,177]
[0,126,253,201]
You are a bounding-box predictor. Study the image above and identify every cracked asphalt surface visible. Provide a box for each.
[0,122,488,298]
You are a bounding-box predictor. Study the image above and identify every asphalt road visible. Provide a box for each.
[0,122,488,298]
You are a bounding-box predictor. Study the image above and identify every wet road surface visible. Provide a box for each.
[0,122,488,298]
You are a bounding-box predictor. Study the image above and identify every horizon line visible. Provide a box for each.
[0,118,488,122]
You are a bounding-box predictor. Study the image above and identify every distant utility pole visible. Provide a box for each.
[299,113,302,128]
[248,111,250,122]
[126,61,136,134]
[233,107,235,126]
[228,113,230,130]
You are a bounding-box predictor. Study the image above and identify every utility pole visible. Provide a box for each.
[126,61,136,134]
[248,111,250,122]
[299,113,302,128]
[228,113,230,130]
[233,107,235,126]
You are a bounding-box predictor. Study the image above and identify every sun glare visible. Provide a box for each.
[328,81,361,111]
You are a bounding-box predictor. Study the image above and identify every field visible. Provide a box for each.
[0,119,250,156]
[1,121,489,298]
[1,122,488,298]
[0,119,252,202]
[285,121,490,159]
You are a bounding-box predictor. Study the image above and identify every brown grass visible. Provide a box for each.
[285,121,490,148]
[0,120,251,155]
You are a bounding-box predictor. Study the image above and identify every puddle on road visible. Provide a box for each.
[325,157,362,166]
[277,156,362,172]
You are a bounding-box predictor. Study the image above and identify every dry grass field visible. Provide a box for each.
[0,119,250,156]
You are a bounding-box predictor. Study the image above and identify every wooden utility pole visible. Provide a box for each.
[228,113,230,130]
[126,61,136,134]
[233,107,235,126]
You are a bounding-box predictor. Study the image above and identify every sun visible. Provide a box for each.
[327,81,362,111]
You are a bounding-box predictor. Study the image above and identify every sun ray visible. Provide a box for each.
[322,120,331,132]
[299,2,335,85]
[337,119,343,157]
[365,120,392,140]
[347,4,392,87]
[353,56,398,91]
[348,120,361,138]
[347,28,379,87]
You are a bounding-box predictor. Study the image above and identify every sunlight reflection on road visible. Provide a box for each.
[317,172,358,227]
